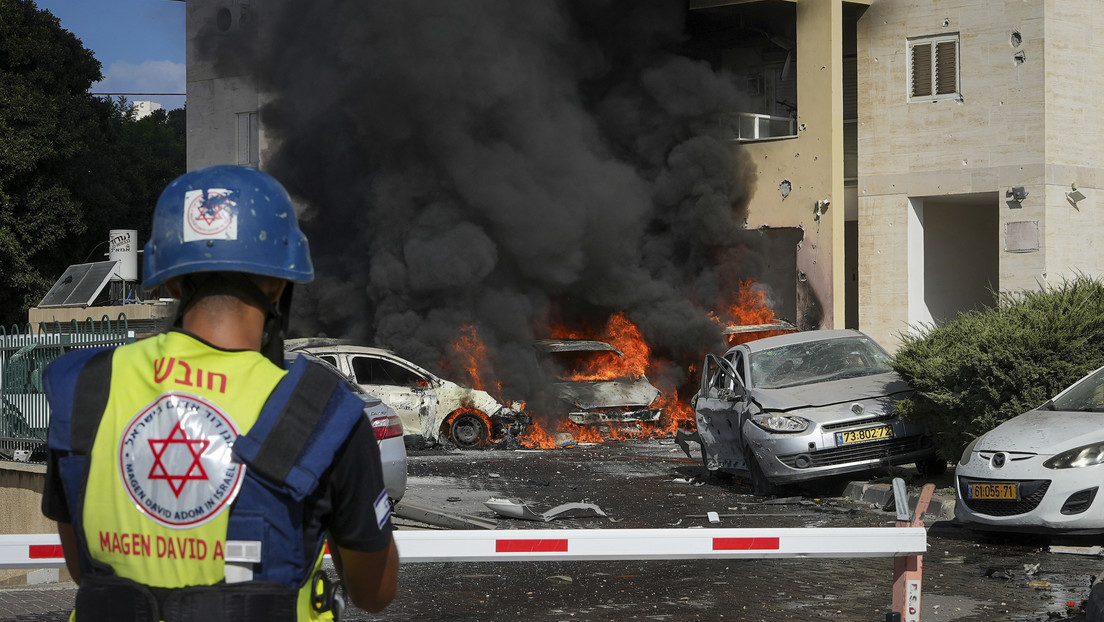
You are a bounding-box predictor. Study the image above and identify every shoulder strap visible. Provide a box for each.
[43,347,115,453]
[71,350,115,455]
[232,357,367,501]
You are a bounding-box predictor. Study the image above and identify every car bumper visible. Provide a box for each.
[955,460,1104,534]
[378,436,408,502]
[567,408,662,425]
[748,419,937,484]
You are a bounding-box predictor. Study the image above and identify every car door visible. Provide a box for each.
[693,351,749,472]
[347,354,439,440]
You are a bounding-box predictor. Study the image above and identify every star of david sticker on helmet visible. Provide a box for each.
[182,187,238,242]
[147,422,211,498]
[194,192,230,226]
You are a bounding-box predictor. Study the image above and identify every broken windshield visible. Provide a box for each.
[749,335,894,389]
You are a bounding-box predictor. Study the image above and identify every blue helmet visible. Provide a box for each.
[143,165,314,288]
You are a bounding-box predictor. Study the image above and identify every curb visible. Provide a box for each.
[843,481,957,523]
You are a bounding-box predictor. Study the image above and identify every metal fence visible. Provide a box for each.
[0,315,135,462]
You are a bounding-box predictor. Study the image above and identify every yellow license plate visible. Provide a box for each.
[968,482,1019,500]
[835,425,893,445]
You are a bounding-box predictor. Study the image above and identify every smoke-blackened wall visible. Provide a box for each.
[197,0,761,397]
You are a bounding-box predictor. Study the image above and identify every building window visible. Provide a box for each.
[908,34,959,101]
[236,111,258,166]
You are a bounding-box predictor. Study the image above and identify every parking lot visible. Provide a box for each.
[365,439,1098,621]
[2,437,1099,621]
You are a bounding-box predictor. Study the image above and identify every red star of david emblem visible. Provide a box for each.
[148,422,210,498]
[193,193,229,226]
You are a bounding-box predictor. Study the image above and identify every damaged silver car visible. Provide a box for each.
[286,339,528,449]
[535,339,662,427]
[692,329,943,495]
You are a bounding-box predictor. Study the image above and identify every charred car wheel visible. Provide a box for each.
[448,412,490,449]
[745,448,780,496]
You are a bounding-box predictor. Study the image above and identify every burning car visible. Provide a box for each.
[286,339,528,449]
[691,329,943,495]
[534,339,663,429]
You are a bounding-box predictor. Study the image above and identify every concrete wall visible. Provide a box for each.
[859,1,1104,348]
[1040,1,1104,284]
[0,463,61,585]
[0,464,51,535]
[742,0,849,330]
[186,0,261,170]
[857,193,911,347]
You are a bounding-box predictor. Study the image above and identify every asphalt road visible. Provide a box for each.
[2,438,1100,621]
[363,438,1099,622]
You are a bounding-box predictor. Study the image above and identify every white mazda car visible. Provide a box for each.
[955,365,1104,534]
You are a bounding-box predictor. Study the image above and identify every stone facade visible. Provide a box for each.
[858,0,1104,349]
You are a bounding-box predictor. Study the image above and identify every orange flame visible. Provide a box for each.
[709,279,791,346]
[448,324,501,393]
[445,280,779,449]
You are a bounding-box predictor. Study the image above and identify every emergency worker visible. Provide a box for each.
[41,165,398,621]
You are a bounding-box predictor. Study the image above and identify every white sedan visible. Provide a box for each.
[286,339,528,449]
[955,365,1104,534]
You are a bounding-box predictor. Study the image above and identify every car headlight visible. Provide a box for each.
[1043,443,1104,469]
[959,436,981,466]
[750,413,810,433]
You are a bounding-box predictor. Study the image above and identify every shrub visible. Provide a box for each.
[892,274,1104,462]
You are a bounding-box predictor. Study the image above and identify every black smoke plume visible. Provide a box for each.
[198,0,758,399]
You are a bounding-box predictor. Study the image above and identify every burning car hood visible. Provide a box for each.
[554,378,660,409]
[748,372,912,411]
[976,409,1104,453]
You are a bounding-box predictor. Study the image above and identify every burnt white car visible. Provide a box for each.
[285,351,407,502]
[534,339,662,427]
[692,329,942,495]
[955,365,1104,534]
[286,340,528,449]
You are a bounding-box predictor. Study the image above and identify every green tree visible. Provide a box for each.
[892,274,1104,461]
[0,0,184,326]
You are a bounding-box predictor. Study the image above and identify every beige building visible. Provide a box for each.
[184,0,868,334]
[187,0,1104,349]
[690,0,868,332]
[857,1,1104,349]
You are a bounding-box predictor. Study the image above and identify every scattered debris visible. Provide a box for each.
[485,498,608,522]
[1024,563,1040,576]
[1028,580,1050,589]
[707,511,720,523]
[674,429,701,461]
[984,568,1014,580]
[1050,545,1104,557]
[762,496,807,505]
[392,501,496,530]
[546,576,573,584]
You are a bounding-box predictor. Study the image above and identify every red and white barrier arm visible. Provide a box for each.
[0,527,925,569]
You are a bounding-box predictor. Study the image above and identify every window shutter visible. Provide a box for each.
[934,40,957,95]
[911,43,933,97]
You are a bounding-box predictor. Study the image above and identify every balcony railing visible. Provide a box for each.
[733,113,797,142]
